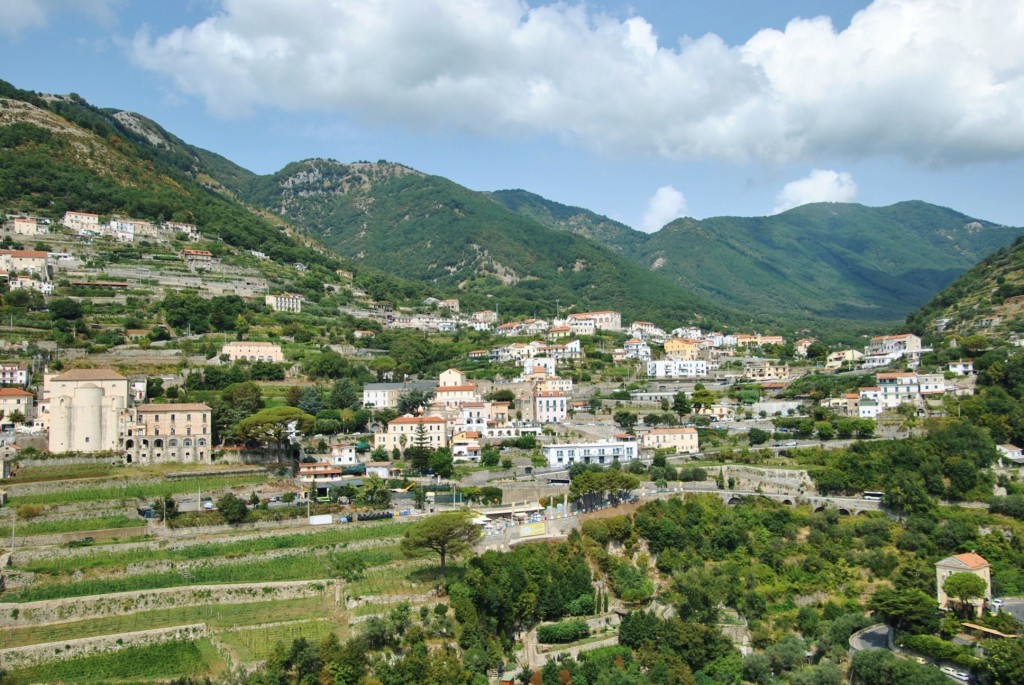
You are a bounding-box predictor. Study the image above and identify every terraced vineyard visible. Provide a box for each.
[0,463,438,682]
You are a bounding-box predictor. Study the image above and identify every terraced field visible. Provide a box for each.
[0,464,440,682]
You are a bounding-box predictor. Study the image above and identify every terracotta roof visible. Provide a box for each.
[0,249,49,258]
[649,427,697,435]
[136,403,212,412]
[52,368,127,381]
[389,416,446,424]
[436,384,477,392]
[0,388,33,397]
[937,552,989,570]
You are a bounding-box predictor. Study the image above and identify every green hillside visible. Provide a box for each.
[0,80,330,268]
[635,201,1022,321]
[906,234,1024,337]
[495,189,1023,322]
[240,159,739,327]
[487,188,647,254]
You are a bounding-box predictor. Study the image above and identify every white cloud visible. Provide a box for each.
[772,169,858,214]
[641,185,687,232]
[0,0,117,37]
[131,0,1024,166]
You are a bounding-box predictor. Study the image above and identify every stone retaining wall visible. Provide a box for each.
[0,623,207,669]
[0,580,328,629]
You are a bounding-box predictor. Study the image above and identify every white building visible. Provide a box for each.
[647,359,708,379]
[567,311,621,332]
[542,439,638,467]
[0,363,28,386]
[534,390,569,424]
[623,339,651,361]
[265,293,305,313]
[62,211,100,233]
[863,333,925,368]
[46,368,130,453]
[10,276,54,296]
[361,381,437,409]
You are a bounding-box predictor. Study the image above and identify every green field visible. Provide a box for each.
[219,620,338,662]
[3,545,408,603]
[21,521,410,575]
[11,474,272,506]
[1,597,329,649]
[15,515,141,537]
[3,639,221,684]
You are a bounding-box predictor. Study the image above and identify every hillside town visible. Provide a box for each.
[2,54,1024,685]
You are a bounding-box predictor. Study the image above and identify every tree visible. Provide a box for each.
[672,391,692,418]
[217,492,249,524]
[235,406,315,468]
[49,297,84,321]
[480,445,500,467]
[868,587,938,634]
[429,448,455,478]
[613,409,638,432]
[398,388,434,415]
[358,474,392,509]
[942,572,988,616]
[327,378,360,410]
[401,511,481,583]
[748,427,770,445]
[369,355,397,380]
[691,384,716,413]
[5,409,25,425]
[297,386,324,415]
[405,421,433,472]
[978,637,1024,685]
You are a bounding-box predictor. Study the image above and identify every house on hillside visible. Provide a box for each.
[936,553,991,617]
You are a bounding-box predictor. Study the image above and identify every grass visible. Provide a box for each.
[3,546,407,603]
[344,561,434,599]
[16,515,141,537]
[8,463,118,483]
[220,620,337,662]
[3,639,215,684]
[1,597,328,649]
[21,521,410,575]
[12,474,271,506]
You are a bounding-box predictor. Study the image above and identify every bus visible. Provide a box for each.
[862,491,884,501]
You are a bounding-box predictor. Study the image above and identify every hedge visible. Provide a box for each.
[537,619,590,644]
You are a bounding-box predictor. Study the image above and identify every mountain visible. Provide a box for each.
[905,235,1024,337]
[0,80,338,271]
[238,159,739,327]
[493,190,1024,322]
[487,189,646,254]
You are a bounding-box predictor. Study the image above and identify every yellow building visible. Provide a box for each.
[664,338,700,360]
[936,553,992,617]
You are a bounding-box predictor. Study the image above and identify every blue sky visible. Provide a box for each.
[2,0,1023,231]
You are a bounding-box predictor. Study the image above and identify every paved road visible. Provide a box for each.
[849,624,891,652]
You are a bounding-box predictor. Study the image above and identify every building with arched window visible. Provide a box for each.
[125,403,213,464]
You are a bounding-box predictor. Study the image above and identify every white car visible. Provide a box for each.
[953,673,970,683]
[941,667,957,676]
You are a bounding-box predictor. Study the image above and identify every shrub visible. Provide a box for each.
[536,618,590,644]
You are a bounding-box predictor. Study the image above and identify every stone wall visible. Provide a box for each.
[0,623,207,669]
[0,580,328,629]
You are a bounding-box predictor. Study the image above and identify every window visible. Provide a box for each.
[168,439,178,447]
[183,439,192,446]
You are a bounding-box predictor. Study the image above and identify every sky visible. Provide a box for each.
[2,0,1023,232]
